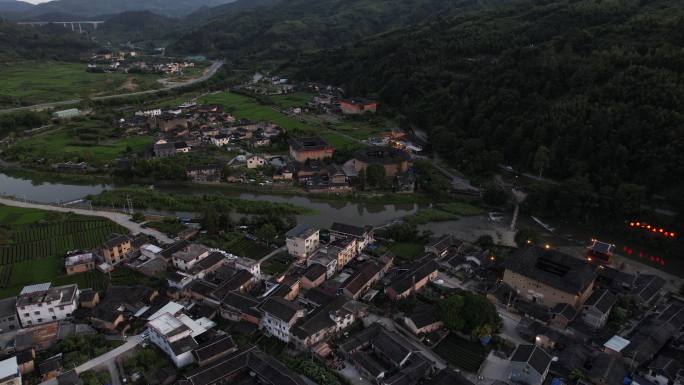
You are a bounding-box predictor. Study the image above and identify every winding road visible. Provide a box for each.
[0,60,224,115]
[0,197,174,244]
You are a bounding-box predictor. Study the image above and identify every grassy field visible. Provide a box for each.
[9,127,152,167]
[198,232,271,259]
[200,91,316,134]
[433,334,490,372]
[0,205,49,225]
[0,62,162,107]
[388,242,425,263]
[270,92,315,108]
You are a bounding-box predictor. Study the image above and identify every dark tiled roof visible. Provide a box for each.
[288,136,331,151]
[632,274,665,303]
[190,252,225,274]
[657,299,684,331]
[511,344,551,376]
[212,270,253,299]
[426,370,476,385]
[330,222,367,238]
[583,289,617,314]
[293,297,350,339]
[341,261,383,296]
[193,335,236,363]
[39,356,63,374]
[388,260,439,295]
[427,235,452,253]
[302,264,327,282]
[505,246,597,294]
[352,352,386,377]
[170,335,199,356]
[188,280,218,298]
[161,240,190,259]
[406,304,441,329]
[259,297,301,323]
[372,329,413,366]
[589,353,627,385]
[353,146,411,165]
[220,291,260,312]
[102,234,130,249]
[302,287,335,307]
[550,303,577,321]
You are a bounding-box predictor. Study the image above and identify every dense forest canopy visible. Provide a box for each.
[168,0,502,60]
[0,21,95,61]
[286,0,684,217]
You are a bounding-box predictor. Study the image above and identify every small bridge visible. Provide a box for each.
[17,20,105,32]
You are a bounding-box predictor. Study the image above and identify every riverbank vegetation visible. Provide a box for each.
[87,188,313,215]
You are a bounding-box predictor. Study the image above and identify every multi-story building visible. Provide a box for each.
[581,288,617,329]
[100,234,132,266]
[147,313,198,368]
[286,225,320,261]
[16,283,78,327]
[0,298,19,332]
[259,297,304,343]
[329,222,374,255]
[339,99,378,115]
[502,246,598,308]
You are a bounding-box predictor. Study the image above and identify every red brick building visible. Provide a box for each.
[340,99,378,115]
[289,137,334,163]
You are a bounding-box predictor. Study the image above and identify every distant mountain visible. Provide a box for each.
[20,0,238,19]
[0,0,34,14]
[186,0,283,26]
[169,0,498,59]
[18,11,85,22]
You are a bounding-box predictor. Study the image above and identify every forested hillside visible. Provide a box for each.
[91,11,179,46]
[169,0,500,60]
[0,21,95,61]
[290,0,684,218]
[19,0,237,18]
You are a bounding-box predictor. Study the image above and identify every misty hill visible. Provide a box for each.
[292,0,684,217]
[91,11,179,45]
[186,0,283,27]
[168,0,498,60]
[0,0,34,14]
[20,0,238,18]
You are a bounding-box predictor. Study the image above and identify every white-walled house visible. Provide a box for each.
[16,283,79,328]
[171,244,210,271]
[147,312,202,368]
[259,297,304,343]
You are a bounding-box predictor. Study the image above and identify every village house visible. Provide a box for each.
[258,297,305,343]
[0,297,20,332]
[186,165,221,182]
[403,303,443,335]
[329,222,374,255]
[0,357,22,385]
[147,313,199,368]
[307,249,338,279]
[345,146,412,177]
[171,244,211,271]
[100,234,132,266]
[291,297,365,350]
[289,137,334,163]
[246,155,266,169]
[340,260,390,300]
[286,225,320,261]
[16,283,79,327]
[509,344,553,385]
[301,264,327,289]
[385,260,439,301]
[178,346,307,385]
[502,246,597,308]
[339,98,378,115]
[232,257,261,281]
[210,134,230,147]
[153,140,177,158]
[64,252,96,275]
[156,114,189,132]
[192,334,238,367]
[581,288,618,329]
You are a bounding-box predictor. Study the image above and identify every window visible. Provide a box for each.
[58,306,64,310]
[24,313,29,317]
[34,311,40,315]
[52,316,57,320]
[8,316,13,321]
[49,308,55,313]
[37,318,42,322]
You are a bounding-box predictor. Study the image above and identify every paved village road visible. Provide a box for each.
[0,197,174,244]
[38,335,143,385]
[0,60,224,114]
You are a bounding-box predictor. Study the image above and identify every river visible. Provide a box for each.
[1,172,682,278]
